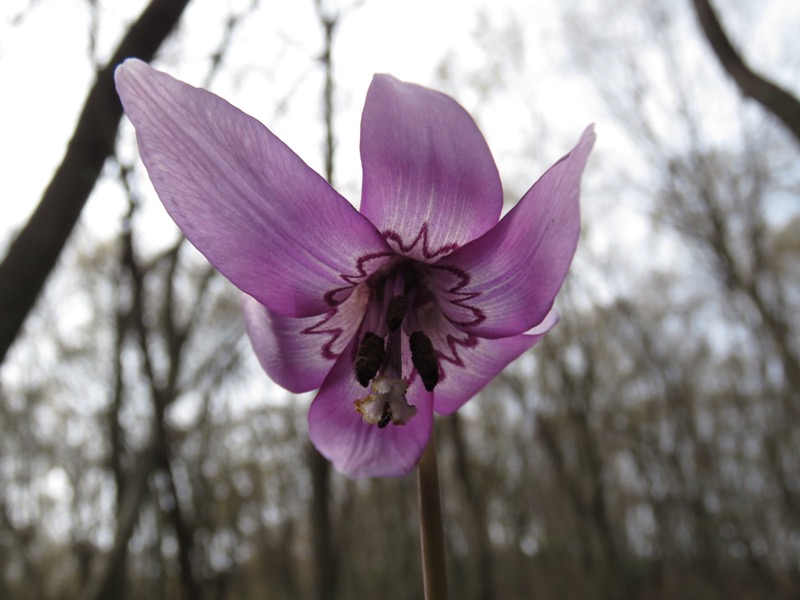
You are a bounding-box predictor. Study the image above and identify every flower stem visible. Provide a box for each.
[417,424,449,600]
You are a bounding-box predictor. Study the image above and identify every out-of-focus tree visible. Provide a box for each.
[1,0,799,599]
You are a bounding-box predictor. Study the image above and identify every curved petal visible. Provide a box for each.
[308,339,433,478]
[242,284,370,393]
[417,305,558,415]
[359,74,503,262]
[429,126,595,338]
[115,59,391,317]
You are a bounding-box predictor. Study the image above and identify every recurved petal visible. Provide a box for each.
[242,285,369,394]
[359,74,503,263]
[418,305,557,415]
[308,340,433,478]
[430,126,595,338]
[115,59,391,317]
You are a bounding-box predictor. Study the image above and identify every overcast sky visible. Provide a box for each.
[1,0,798,259]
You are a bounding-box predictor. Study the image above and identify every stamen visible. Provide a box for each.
[354,332,385,387]
[386,295,409,332]
[409,331,439,392]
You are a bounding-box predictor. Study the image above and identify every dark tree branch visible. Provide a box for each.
[691,0,800,145]
[0,0,192,365]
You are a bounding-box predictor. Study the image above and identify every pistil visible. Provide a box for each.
[386,295,409,332]
[353,276,441,429]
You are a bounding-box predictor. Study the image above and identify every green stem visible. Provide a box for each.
[417,424,449,600]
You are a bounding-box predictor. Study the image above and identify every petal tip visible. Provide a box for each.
[115,57,145,81]
[114,58,154,100]
[580,123,597,148]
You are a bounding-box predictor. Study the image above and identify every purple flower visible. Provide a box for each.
[115,58,595,478]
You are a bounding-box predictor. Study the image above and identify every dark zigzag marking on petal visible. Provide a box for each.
[307,251,391,359]
[323,250,394,307]
[438,331,479,367]
[427,263,485,328]
[434,330,479,385]
[300,308,348,362]
[382,222,459,260]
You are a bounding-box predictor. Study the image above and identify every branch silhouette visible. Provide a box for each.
[691,0,800,146]
[0,0,192,364]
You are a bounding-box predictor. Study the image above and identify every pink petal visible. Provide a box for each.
[430,126,595,338]
[359,74,503,263]
[242,285,370,393]
[115,59,391,318]
[308,340,433,478]
[417,305,557,415]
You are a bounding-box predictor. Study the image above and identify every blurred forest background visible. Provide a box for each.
[1,0,799,598]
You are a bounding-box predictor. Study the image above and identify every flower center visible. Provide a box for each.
[353,268,440,428]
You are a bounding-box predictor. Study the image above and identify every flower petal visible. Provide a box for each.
[359,74,503,262]
[115,59,391,317]
[417,304,558,415]
[242,284,370,393]
[429,126,595,338]
[308,339,433,478]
